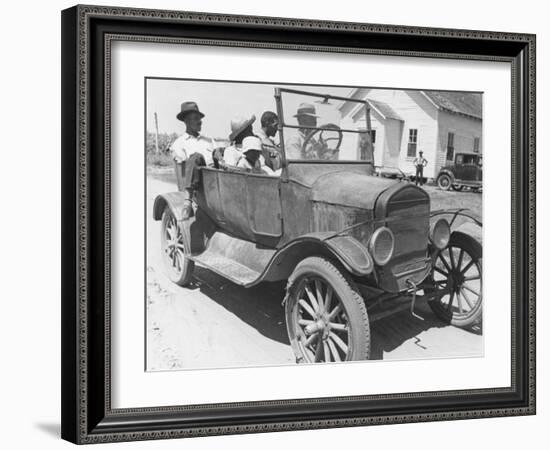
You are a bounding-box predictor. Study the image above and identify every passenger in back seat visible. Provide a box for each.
[223,115,256,167]
[237,137,282,177]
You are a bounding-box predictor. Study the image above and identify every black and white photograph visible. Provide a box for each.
[145,78,483,371]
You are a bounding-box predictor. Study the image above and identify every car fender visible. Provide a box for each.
[323,235,374,275]
[430,209,482,245]
[154,193,217,255]
[152,192,188,221]
[452,225,482,248]
[260,233,374,283]
[437,168,455,181]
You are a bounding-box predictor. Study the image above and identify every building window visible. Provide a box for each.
[446,132,455,161]
[407,129,418,157]
[370,130,376,144]
[473,137,480,153]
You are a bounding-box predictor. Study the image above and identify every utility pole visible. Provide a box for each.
[154,112,160,154]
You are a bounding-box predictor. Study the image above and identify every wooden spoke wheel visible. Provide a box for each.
[428,232,482,327]
[285,257,370,363]
[160,206,194,286]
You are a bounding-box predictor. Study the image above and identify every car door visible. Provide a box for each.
[216,170,256,241]
[461,154,478,182]
[200,168,255,241]
[244,173,283,244]
[202,168,283,245]
[453,154,466,181]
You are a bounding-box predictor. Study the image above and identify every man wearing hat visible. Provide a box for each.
[170,101,220,219]
[223,115,256,167]
[285,103,325,160]
[413,151,428,186]
[170,101,213,165]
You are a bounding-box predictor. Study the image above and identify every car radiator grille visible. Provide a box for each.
[375,185,431,292]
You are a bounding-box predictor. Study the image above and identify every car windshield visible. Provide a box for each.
[278,88,375,162]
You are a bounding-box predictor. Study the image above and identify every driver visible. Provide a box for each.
[285,103,329,160]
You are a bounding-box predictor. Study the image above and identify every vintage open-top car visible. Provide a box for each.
[436,152,483,192]
[153,87,482,363]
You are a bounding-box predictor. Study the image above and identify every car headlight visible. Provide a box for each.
[369,226,395,266]
[430,218,450,250]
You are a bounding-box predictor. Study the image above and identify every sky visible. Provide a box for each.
[146,78,353,140]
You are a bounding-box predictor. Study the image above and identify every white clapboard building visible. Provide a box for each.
[338,88,482,180]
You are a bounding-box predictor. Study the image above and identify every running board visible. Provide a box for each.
[189,232,275,286]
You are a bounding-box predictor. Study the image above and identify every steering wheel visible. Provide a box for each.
[301,123,343,160]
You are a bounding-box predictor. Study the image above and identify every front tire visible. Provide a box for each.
[160,207,194,286]
[285,257,370,363]
[427,232,482,328]
[437,174,453,191]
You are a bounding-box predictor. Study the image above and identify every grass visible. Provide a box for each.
[147,151,174,167]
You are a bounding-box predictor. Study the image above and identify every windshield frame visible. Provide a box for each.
[275,87,375,165]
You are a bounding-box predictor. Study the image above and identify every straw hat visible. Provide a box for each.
[229,114,256,141]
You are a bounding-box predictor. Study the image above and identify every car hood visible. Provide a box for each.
[310,171,397,210]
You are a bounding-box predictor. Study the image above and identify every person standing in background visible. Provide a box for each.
[413,151,428,186]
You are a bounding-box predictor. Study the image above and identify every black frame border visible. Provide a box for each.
[61,4,536,444]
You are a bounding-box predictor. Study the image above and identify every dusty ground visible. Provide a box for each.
[146,172,482,371]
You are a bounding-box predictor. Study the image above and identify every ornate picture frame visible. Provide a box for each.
[61,4,536,444]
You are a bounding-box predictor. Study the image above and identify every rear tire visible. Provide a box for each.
[451,184,464,191]
[437,174,452,191]
[285,257,370,363]
[160,207,194,286]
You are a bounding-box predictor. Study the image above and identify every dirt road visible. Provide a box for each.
[146,174,482,371]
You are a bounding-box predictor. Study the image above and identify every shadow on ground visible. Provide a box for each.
[183,267,481,360]
[369,303,447,359]
[190,267,289,345]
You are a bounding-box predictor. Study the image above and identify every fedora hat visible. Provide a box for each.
[176,101,205,122]
[293,102,319,118]
[229,114,256,141]
[242,136,262,154]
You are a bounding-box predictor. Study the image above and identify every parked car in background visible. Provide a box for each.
[436,153,483,192]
